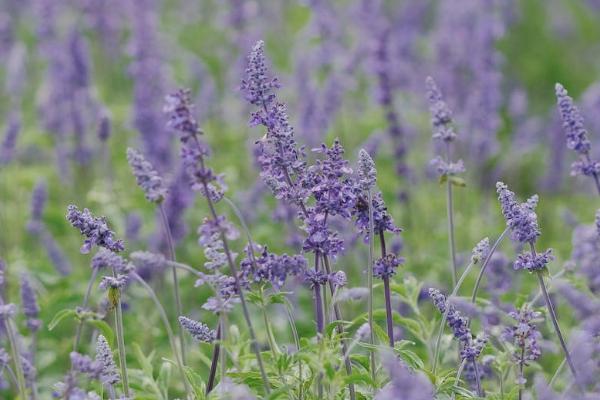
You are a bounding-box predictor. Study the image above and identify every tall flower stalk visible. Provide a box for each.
[432,238,489,374]
[425,77,465,288]
[165,89,270,394]
[240,40,356,397]
[126,147,186,363]
[555,83,600,194]
[496,182,578,381]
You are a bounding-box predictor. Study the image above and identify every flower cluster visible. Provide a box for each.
[126,147,168,204]
[503,307,542,369]
[373,254,404,279]
[555,83,600,177]
[429,288,486,362]
[471,237,490,264]
[92,248,132,273]
[66,205,124,254]
[425,76,456,143]
[20,274,41,332]
[178,316,216,343]
[513,249,554,272]
[496,182,540,244]
[353,192,402,242]
[95,335,120,386]
[239,245,307,289]
[99,275,128,291]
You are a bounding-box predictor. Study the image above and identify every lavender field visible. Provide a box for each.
[2,1,600,399]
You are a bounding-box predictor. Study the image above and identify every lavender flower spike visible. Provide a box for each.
[240,40,280,107]
[178,316,216,343]
[95,335,120,386]
[555,83,600,186]
[496,182,540,244]
[19,274,41,332]
[358,149,377,190]
[425,76,456,143]
[126,147,168,204]
[66,205,124,254]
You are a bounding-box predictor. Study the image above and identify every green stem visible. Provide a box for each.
[159,203,186,365]
[112,270,130,397]
[132,272,192,398]
[471,228,509,304]
[74,267,99,351]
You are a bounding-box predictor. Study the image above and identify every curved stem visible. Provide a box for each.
[74,268,99,351]
[164,260,201,276]
[471,228,509,304]
[314,253,324,335]
[132,272,191,398]
[206,322,221,394]
[531,242,578,386]
[159,203,186,365]
[379,232,394,347]
[535,269,578,381]
[112,270,129,397]
[549,358,566,388]
[432,261,474,374]
[446,178,457,288]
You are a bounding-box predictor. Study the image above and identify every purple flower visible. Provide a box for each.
[98,275,128,291]
[376,350,434,400]
[20,274,41,332]
[503,306,542,369]
[27,180,48,234]
[240,40,280,107]
[428,288,471,343]
[239,245,307,288]
[513,249,554,272]
[95,335,120,386]
[353,192,401,242]
[66,205,124,254]
[97,109,111,142]
[304,269,329,288]
[91,249,132,274]
[555,83,592,155]
[70,352,99,378]
[0,111,20,165]
[496,182,540,244]
[373,254,404,279]
[471,237,490,264]
[178,316,216,343]
[330,270,347,287]
[425,76,456,143]
[460,334,488,362]
[429,157,465,177]
[126,147,168,204]
[40,230,72,276]
[358,149,377,191]
[130,251,166,272]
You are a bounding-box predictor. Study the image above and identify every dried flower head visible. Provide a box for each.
[358,149,377,191]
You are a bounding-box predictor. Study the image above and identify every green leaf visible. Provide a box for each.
[86,320,115,346]
[372,323,389,345]
[449,176,467,187]
[48,308,77,331]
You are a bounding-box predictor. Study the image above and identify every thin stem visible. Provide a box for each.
[107,385,116,400]
[446,178,457,288]
[220,315,227,387]
[195,152,270,394]
[531,242,578,385]
[164,260,201,276]
[159,203,186,365]
[454,358,467,394]
[535,269,578,381]
[314,253,324,335]
[432,261,475,374]
[112,270,130,397]
[206,322,221,394]
[2,315,27,399]
[471,228,509,304]
[518,346,525,400]
[379,232,394,347]
[132,272,191,398]
[74,267,99,351]
[366,189,376,384]
[530,269,566,306]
